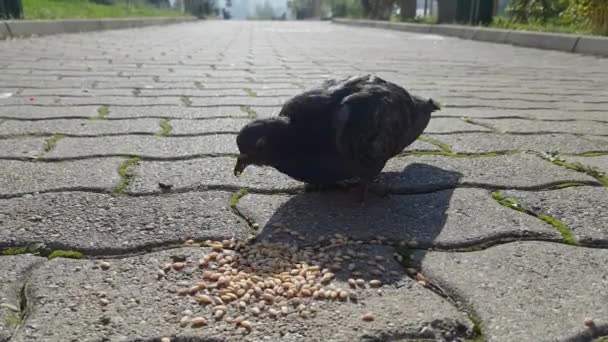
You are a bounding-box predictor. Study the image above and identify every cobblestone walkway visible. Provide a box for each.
[0,20,607,342]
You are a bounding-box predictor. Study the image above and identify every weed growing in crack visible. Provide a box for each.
[240,105,257,119]
[417,136,453,154]
[243,88,258,97]
[157,118,172,137]
[48,250,82,260]
[95,105,109,119]
[491,191,577,245]
[180,96,192,106]
[538,215,576,245]
[542,153,608,187]
[230,188,249,209]
[113,157,141,196]
[464,316,484,342]
[43,134,64,153]
[1,247,28,256]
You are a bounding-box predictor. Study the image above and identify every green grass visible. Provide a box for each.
[240,105,257,119]
[1,247,28,256]
[44,134,64,153]
[157,118,172,136]
[24,0,185,19]
[490,17,594,35]
[113,157,141,195]
[538,215,576,245]
[243,88,258,97]
[95,105,109,120]
[230,188,249,209]
[48,250,83,260]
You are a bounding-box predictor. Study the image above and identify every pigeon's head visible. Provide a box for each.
[234,118,287,177]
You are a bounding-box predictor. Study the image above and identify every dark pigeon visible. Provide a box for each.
[234,74,440,201]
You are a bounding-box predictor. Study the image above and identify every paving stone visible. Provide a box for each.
[383,153,600,191]
[433,132,608,154]
[237,188,561,248]
[127,157,302,194]
[189,96,288,107]
[564,155,608,174]
[0,105,99,119]
[169,118,251,135]
[0,255,46,342]
[419,241,608,341]
[425,117,491,133]
[438,107,608,122]
[0,137,46,159]
[0,191,246,254]
[45,135,237,159]
[503,187,608,245]
[107,105,249,119]
[10,246,472,342]
[0,118,160,136]
[0,158,123,196]
[473,118,608,136]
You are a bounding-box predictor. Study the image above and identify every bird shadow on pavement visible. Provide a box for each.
[242,163,464,285]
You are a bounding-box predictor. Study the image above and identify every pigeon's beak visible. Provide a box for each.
[234,154,249,177]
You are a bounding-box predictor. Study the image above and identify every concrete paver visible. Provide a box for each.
[1,20,607,342]
[419,241,608,341]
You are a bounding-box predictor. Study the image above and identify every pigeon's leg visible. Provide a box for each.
[357,178,388,203]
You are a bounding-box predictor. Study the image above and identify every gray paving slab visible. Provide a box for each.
[0,96,183,106]
[433,132,608,154]
[127,157,302,194]
[10,246,472,342]
[0,105,99,119]
[0,118,160,136]
[419,241,608,341]
[169,118,251,135]
[385,153,600,190]
[0,137,46,159]
[237,188,561,248]
[503,187,608,245]
[473,118,608,136]
[0,255,46,342]
[0,158,123,196]
[0,191,247,254]
[425,117,491,133]
[437,107,608,122]
[107,105,249,119]
[45,135,237,159]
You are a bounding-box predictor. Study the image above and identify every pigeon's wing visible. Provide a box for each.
[335,85,414,179]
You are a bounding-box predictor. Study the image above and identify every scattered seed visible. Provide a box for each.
[415,273,426,282]
[355,278,366,287]
[191,316,207,327]
[196,295,212,305]
[361,312,375,322]
[268,308,279,317]
[172,262,186,271]
[240,320,252,330]
[179,316,190,327]
[214,310,225,319]
[161,338,171,342]
[369,280,382,287]
[99,261,111,270]
[584,318,595,327]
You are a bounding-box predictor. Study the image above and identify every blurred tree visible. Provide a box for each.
[255,0,277,19]
[397,0,416,19]
[361,0,395,19]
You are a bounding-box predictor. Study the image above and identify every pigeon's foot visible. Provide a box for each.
[357,179,388,204]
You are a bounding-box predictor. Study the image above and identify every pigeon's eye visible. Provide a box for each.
[255,138,266,149]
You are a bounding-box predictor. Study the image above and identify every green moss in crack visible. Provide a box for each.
[4,311,20,327]
[578,151,608,157]
[538,215,576,245]
[113,157,141,195]
[547,157,608,187]
[95,105,109,119]
[464,316,484,342]
[157,118,172,136]
[491,191,526,213]
[240,105,257,119]
[230,188,249,209]
[594,337,608,342]
[243,88,258,97]
[48,250,82,260]
[180,96,192,106]
[1,247,28,256]
[548,182,586,190]
[44,134,64,153]
[417,136,453,154]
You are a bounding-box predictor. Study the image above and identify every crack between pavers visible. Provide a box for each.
[459,117,501,133]
[0,104,285,108]
[537,152,608,187]
[0,131,240,139]
[1,181,605,200]
[491,191,577,245]
[112,157,142,196]
[0,115,251,122]
[3,257,47,341]
[443,105,607,112]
